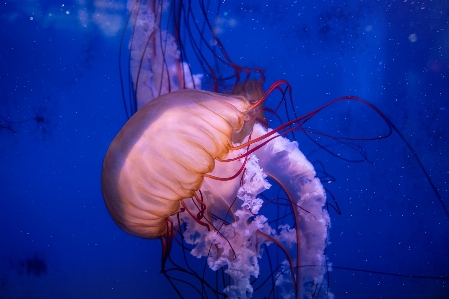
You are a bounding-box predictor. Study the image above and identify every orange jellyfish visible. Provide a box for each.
[104,1,390,298]
[104,1,334,297]
[102,1,449,298]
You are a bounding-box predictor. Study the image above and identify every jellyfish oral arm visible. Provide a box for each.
[127,1,203,109]
[251,123,330,298]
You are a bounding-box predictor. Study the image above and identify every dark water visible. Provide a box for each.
[1,0,448,298]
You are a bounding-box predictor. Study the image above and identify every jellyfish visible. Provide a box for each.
[102,1,449,298]
[104,1,334,298]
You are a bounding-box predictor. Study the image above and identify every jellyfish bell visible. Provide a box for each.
[101,88,254,239]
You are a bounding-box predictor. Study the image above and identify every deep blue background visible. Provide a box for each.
[1,0,448,298]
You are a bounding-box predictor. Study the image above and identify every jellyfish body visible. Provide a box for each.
[107,1,330,298]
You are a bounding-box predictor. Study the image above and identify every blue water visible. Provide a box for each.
[1,1,448,298]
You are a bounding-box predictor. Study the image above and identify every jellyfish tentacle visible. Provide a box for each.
[193,192,207,221]
[180,199,209,230]
[204,134,252,181]
[256,230,298,298]
[203,152,248,181]
[160,217,174,271]
[219,95,394,162]
[247,79,291,111]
